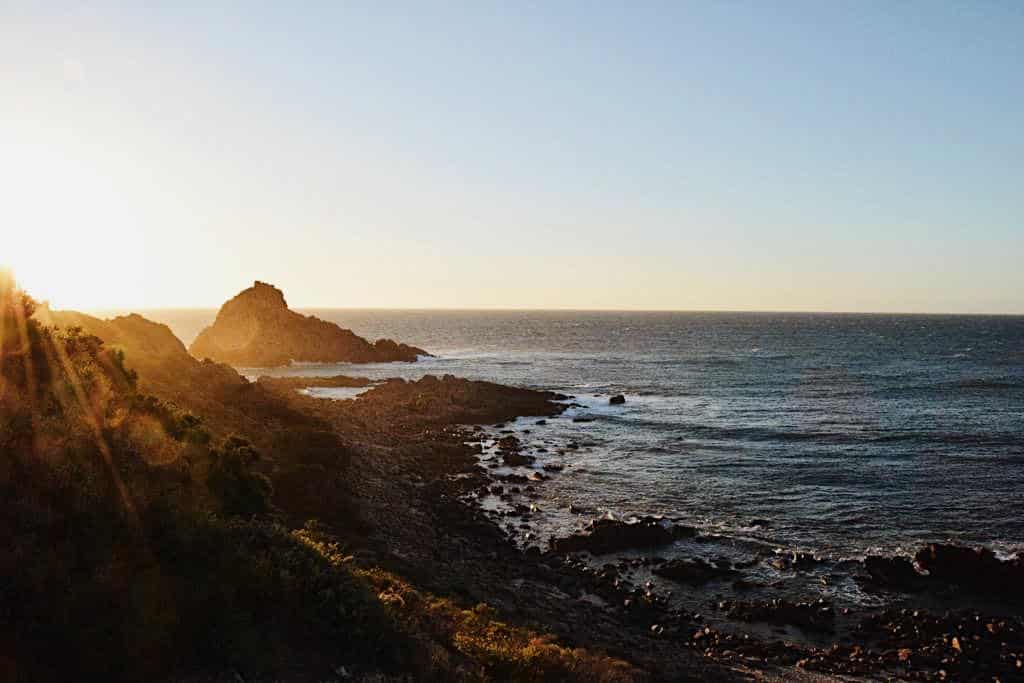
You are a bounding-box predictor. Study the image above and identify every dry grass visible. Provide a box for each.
[295,527,646,682]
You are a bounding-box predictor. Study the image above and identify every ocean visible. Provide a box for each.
[145,309,1024,564]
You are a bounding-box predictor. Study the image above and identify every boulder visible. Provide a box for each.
[496,434,535,466]
[496,435,521,452]
[721,598,835,633]
[502,452,535,467]
[914,544,1024,595]
[551,517,695,555]
[609,394,626,405]
[863,555,923,589]
[653,558,738,584]
[768,551,822,571]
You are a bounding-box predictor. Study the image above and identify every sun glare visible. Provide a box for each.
[2,138,147,311]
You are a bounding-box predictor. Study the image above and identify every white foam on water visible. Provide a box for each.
[299,386,373,401]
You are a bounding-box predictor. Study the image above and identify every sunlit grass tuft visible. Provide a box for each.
[295,525,645,682]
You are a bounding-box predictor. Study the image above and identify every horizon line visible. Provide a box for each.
[85,305,1024,317]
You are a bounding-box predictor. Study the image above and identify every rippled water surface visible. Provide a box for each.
[150,309,1024,559]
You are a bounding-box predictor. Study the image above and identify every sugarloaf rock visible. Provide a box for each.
[189,281,429,367]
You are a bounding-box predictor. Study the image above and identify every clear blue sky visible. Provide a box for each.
[2,1,1022,311]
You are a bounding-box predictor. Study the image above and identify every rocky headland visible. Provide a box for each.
[13,291,1024,681]
[35,304,245,400]
[189,281,428,367]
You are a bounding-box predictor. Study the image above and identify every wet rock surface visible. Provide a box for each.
[862,555,925,589]
[719,598,835,633]
[551,517,696,555]
[496,434,537,466]
[767,551,823,572]
[653,558,739,584]
[257,374,374,390]
[915,543,1024,598]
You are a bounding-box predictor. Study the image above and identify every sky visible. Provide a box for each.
[1,2,1022,313]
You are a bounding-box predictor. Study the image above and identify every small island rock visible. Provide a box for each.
[189,281,429,367]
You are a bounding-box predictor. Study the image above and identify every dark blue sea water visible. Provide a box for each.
[151,309,1024,561]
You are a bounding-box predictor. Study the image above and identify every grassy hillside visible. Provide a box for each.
[1,278,640,682]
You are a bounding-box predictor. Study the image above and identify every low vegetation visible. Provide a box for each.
[0,276,639,682]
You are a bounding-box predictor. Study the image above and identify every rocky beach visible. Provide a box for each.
[258,371,1024,681]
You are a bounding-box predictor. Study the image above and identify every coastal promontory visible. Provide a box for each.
[189,281,428,366]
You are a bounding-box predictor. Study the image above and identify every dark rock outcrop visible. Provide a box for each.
[653,558,738,584]
[503,452,536,467]
[257,375,374,390]
[915,543,1024,596]
[189,281,428,367]
[609,394,626,405]
[768,551,823,571]
[720,598,835,633]
[862,555,923,589]
[551,517,696,555]
[495,434,536,466]
[319,374,569,431]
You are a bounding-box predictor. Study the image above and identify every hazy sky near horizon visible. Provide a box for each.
[2,2,1022,312]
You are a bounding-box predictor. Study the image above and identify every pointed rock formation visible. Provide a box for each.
[189,281,429,367]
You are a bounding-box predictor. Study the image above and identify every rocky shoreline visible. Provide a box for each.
[261,373,1024,681]
[23,281,1023,681]
[467,413,1024,680]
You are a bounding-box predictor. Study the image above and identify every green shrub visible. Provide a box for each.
[207,436,273,517]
